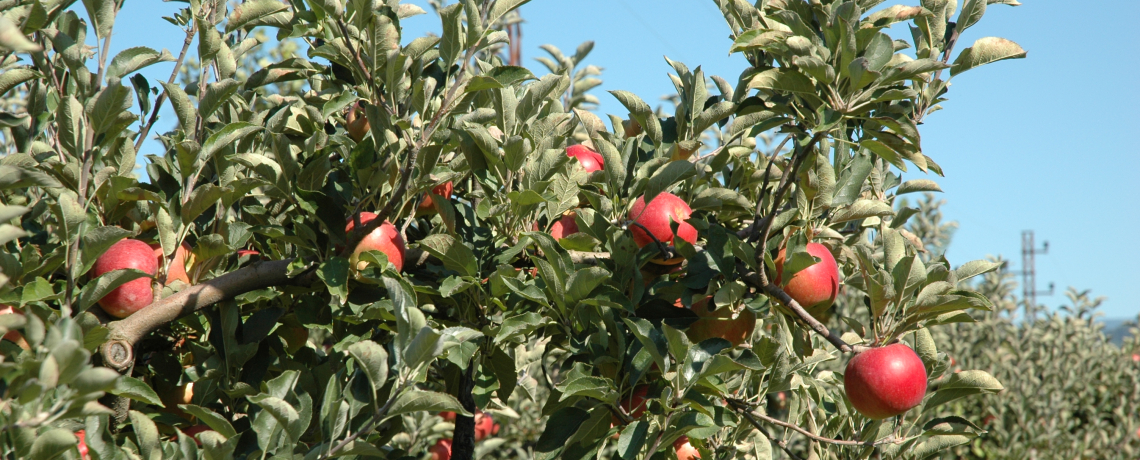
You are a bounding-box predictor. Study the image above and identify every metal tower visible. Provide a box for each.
[1020,230,1054,317]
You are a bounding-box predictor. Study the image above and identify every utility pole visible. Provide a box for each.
[1019,230,1054,317]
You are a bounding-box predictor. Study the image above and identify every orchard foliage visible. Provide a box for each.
[0,0,1029,459]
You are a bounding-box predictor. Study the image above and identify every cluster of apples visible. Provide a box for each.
[428,411,500,460]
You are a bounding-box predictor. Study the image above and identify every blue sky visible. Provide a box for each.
[83,1,1138,318]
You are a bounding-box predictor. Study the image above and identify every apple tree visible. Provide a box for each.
[0,0,1027,458]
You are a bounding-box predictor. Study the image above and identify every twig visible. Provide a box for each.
[736,262,862,354]
[319,381,412,459]
[751,132,826,246]
[134,21,198,152]
[728,399,896,447]
[738,133,793,240]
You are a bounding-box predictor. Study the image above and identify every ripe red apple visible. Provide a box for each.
[566,144,604,173]
[92,238,158,318]
[346,213,406,272]
[548,212,580,240]
[439,411,457,422]
[773,242,839,317]
[844,343,928,419]
[1131,353,1139,363]
[75,429,90,460]
[418,182,454,215]
[0,305,29,350]
[613,385,650,424]
[682,296,756,347]
[628,192,697,265]
[429,439,452,460]
[474,412,499,441]
[673,436,700,460]
[150,242,193,286]
[236,249,260,257]
[345,101,369,142]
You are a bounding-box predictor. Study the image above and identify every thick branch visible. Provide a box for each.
[99,259,309,371]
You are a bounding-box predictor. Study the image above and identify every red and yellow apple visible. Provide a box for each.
[92,238,158,318]
[566,144,604,173]
[548,212,580,240]
[0,305,29,350]
[674,436,700,460]
[429,439,452,460]
[681,296,756,347]
[345,101,369,143]
[346,213,406,272]
[774,242,839,318]
[150,242,193,286]
[844,343,927,419]
[418,182,454,215]
[623,119,643,138]
[628,192,697,265]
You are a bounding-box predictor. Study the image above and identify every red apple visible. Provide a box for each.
[346,213,406,272]
[673,436,700,460]
[548,212,580,240]
[474,412,499,441]
[236,249,260,257]
[92,238,158,318]
[0,305,29,350]
[613,385,650,424]
[345,101,369,143]
[682,296,756,347]
[773,242,839,317]
[150,242,193,286]
[76,429,90,460]
[566,144,604,173]
[418,182,454,215]
[279,325,309,354]
[429,439,452,460]
[439,411,457,422]
[1131,353,1139,363]
[628,192,697,265]
[844,343,928,419]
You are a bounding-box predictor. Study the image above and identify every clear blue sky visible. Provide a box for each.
[87,1,1139,319]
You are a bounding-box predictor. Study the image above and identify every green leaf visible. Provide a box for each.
[0,17,41,52]
[200,122,261,166]
[403,327,444,370]
[0,68,38,96]
[747,68,816,96]
[617,420,649,460]
[29,428,77,460]
[78,268,151,312]
[896,179,942,195]
[487,0,531,26]
[911,434,973,458]
[159,81,196,135]
[111,376,164,407]
[57,96,85,158]
[466,66,536,92]
[939,370,1004,392]
[347,340,389,392]
[106,47,175,80]
[180,405,238,439]
[486,346,517,402]
[418,234,478,277]
[82,0,116,38]
[957,0,987,32]
[129,409,162,460]
[950,37,1027,77]
[644,161,696,206]
[316,257,349,302]
[438,3,464,65]
[248,394,303,442]
[829,199,894,223]
[226,0,289,33]
[954,259,1002,283]
[181,184,228,223]
[199,79,240,120]
[386,390,468,418]
[536,407,591,454]
[565,266,610,306]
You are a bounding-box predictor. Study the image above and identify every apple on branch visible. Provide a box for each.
[844,343,928,419]
[92,238,158,318]
[628,192,698,265]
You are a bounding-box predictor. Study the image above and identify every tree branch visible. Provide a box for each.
[319,381,412,459]
[728,398,897,448]
[736,262,862,354]
[134,21,197,152]
[99,259,314,371]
